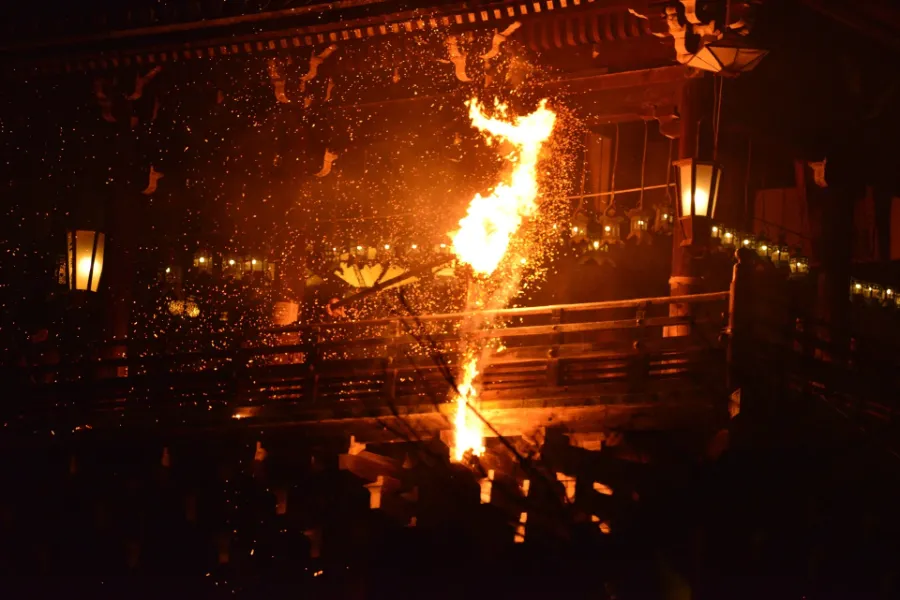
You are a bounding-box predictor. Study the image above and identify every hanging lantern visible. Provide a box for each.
[850,278,865,299]
[721,227,737,248]
[672,158,722,245]
[771,245,791,266]
[598,211,624,245]
[686,34,769,77]
[739,234,756,250]
[869,284,885,304]
[66,230,105,292]
[160,265,182,285]
[193,250,212,272]
[626,207,654,244]
[789,246,809,277]
[755,235,775,260]
[652,203,674,234]
[224,255,242,279]
[710,223,723,241]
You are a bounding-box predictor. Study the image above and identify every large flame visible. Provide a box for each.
[450,99,556,276]
[449,99,556,461]
[452,357,485,462]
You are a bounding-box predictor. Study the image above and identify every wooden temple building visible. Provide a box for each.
[2,0,900,597]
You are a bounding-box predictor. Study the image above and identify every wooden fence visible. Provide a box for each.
[6,291,732,428]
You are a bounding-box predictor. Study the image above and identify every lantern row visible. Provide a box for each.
[850,278,900,309]
[569,217,811,278]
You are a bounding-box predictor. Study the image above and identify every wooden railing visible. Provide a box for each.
[6,291,732,428]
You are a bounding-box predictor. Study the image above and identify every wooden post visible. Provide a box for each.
[546,308,563,387]
[667,73,709,337]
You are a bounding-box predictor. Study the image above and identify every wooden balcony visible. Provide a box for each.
[7,291,732,437]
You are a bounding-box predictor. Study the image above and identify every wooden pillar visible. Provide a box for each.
[668,74,709,336]
[102,132,137,376]
[815,180,858,362]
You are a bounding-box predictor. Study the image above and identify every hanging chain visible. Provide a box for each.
[665,137,673,207]
[639,120,649,210]
[578,130,589,214]
[608,122,620,215]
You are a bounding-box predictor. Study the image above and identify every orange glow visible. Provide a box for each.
[450,98,556,275]
[452,357,485,461]
[448,98,556,462]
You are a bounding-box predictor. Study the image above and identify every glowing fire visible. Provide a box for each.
[450,99,556,276]
[452,357,485,461]
[448,98,556,461]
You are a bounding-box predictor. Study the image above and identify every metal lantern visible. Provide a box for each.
[789,247,809,278]
[66,230,105,292]
[193,250,212,272]
[672,158,723,245]
[755,236,775,260]
[772,246,791,266]
[870,284,885,303]
[652,203,674,234]
[740,234,756,251]
[685,34,768,77]
[598,213,623,244]
[243,256,264,273]
[626,207,654,243]
[224,255,242,278]
[721,227,737,248]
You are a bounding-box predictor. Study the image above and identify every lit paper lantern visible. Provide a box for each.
[66,230,105,292]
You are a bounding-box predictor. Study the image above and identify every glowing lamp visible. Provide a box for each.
[598,213,623,244]
[771,245,791,266]
[654,207,674,234]
[672,158,722,245]
[193,250,211,271]
[710,223,722,240]
[66,230,105,292]
[869,284,885,303]
[850,279,864,299]
[740,234,756,249]
[686,34,768,77]
[789,248,809,278]
[721,228,736,248]
[626,207,654,243]
[755,236,775,260]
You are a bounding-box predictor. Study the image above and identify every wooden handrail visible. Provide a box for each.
[269,291,731,334]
